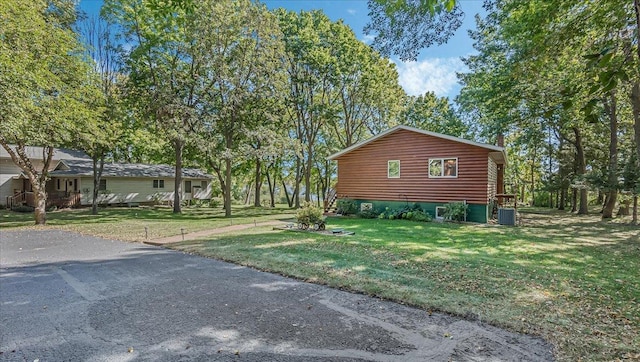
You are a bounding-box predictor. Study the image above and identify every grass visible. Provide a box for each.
[2,205,638,360]
[168,209,639,362]
[0,204,296,242]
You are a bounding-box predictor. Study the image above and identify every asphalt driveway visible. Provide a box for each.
[0,230,554,361]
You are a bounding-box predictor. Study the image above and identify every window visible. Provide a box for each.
[153,179,165,188]
[435,206,446,220]
[388,160,400,178]
[57,179,61,190]
[201,180,207,189]
[429,158,457,178]
[98,179,107,191]
[184,180,192,193]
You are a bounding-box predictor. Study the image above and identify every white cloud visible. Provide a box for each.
[346,8,357,15]
[394,58,466,98]
[360,34,375,44]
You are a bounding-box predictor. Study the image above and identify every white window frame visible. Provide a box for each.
[184,180,192,194]
[428,157,458,178]
[98,179,107,191]
[435,206,447,220]
[388,160,400,178]
[153,179,165,189]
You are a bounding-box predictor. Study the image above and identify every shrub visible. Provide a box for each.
[209,198,222,208]
[296,201,324,225]
[336,198,358,215]
[358,208,378,219]
[409,209,432,222]
[444,201,468,222]
[13,205,34,213]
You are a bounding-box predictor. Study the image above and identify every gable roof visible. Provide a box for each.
[327,125,506,163]
[50,159,212,179]
[0,145,89,161]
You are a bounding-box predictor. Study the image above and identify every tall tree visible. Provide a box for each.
[278,10,342,204]
[196,0,285,217]
[0,0,101,224]
[80,15,124,215]
[103,0,203,214]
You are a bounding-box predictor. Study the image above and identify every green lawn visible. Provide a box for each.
[0,205,296,241]
[2,205,638,360]
[168,210,639,362]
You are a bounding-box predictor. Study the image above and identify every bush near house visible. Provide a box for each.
[296,201,324,226]
[443,201,468,222]
[375,203,432,222]
[336,198,358,215]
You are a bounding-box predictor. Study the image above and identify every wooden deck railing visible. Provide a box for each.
[323,186,338,212]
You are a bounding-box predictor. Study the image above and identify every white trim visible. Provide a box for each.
[428,157,458,178]
[435,206,446,220]
[388,160,400,178]
[327,125,505,160]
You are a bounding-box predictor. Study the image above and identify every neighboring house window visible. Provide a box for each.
[57,179,61,190]
[201,180,207,189]
[153,179,165,188]
[184,180,192,193]
[98,179,107,191]
[388,160,400,178]
[429,158,458,178]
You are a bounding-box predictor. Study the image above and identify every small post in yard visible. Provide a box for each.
[144,226,148,241]
[254,219,256,227]
[181,228,185,241]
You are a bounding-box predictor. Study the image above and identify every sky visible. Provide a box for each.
[79,0,485,100]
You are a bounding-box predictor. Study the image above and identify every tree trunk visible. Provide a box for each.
[173,139,183,214]
[573,127,589,215]
[224,156,232,217]
[304,146,313,202]
[91,153,105,215]
[266,165,276,208]
[631,82,640,224]
[602,91,619,219]
[530,146,536,206]
[33,185,47,225]
[254,158,262,207]
[294,157,302,208]
[558,187,566,211]
[281,178,292,208]
[571,188,577,213]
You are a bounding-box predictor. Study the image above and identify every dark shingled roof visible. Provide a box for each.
[50,159,212,179]
[1,145,89,160]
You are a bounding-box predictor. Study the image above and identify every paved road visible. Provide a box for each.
[0,230,554,361]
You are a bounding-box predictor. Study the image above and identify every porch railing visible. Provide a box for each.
[6,191,81,209]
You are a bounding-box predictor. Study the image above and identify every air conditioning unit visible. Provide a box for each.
[498,208,516,226]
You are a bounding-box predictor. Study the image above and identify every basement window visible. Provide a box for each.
[388,160,400,178]
[429,158,458,178]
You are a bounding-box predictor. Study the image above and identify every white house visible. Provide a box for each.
[1,145,212,208]
[1,146,90,207]
[49,159,212,206]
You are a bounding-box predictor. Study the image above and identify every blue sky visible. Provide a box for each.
[79,0,484,99]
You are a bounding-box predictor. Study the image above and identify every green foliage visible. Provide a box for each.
[443,202,468,222]
[364,0,463,61]
[375,204,432,222]
[296,201,324,226]
[336,199,357,215]
[399,92,468,137]
[12,205,35,213]
[357,208,378,219]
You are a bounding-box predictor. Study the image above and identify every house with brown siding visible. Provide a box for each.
[327,125,506,223]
